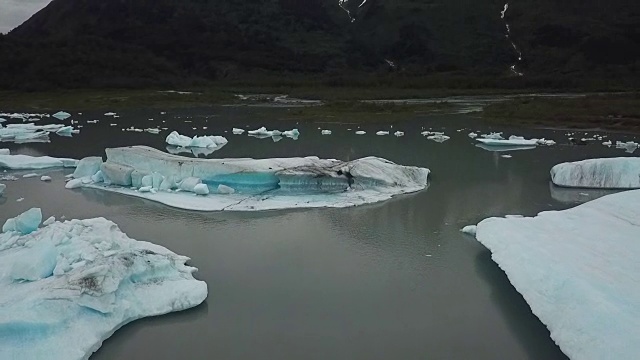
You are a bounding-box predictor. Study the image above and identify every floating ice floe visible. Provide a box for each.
[321,130,332,135]
[52,111,71,120]
[0,153,78,170]
[376,131,389,136]
[40,175,52,182]
[232,128,245,135]
[67,146,429,211]
[472,190,640,360]
[55,126,80,136]
[165,131,228,149]
[468,132,478,138]
[477,135,555,147]
[551,157,640,189]
[501,154,512,158]
[87,120,99,124]
[0,124,72,143]
[144,128,160,134]
[355,131,366,135]
[426,133,450,143]
[282,129,300,140]
[615,141,639,154]
[23,173,38,178]
[104,112,117,116]
[394,131,404,137]
[0,113,49,122]
[0,208,207,360]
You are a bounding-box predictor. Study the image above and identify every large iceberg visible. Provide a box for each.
[0,153,78,170]
[68,146,429,211]
[473,190,640,360]
[0,209,207,360]
[551,157,640,189]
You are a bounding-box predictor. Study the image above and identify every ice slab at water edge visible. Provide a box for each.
[0,154,78,170]
[0,209,207,360]
[551,157,640,189]
[473,190,640,360]
[70,146,430,211]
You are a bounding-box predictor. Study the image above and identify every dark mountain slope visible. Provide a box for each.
[0,0,637,89]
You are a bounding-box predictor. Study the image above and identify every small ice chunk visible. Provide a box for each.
[501,155,512,158]
[65,178,84,189]
[11,242,57,281]
[427,134,450,143]
[43,216,56,226]
[138,186,152,193]
[179,177,202,192]
[468,132,478,138]
[23,173,38,178]
[41,175,52,182]
[394,131,405,137]
[73,157,103,178]
[104,112,117,116]
[460,225,477,236]
[602,140,613,147]
[217,184,235,194]
[193,183,210,195]
[2,208,42,235]
[52,111,71,120]
[282,129,299,139]
[91,170,104,183]
[355,131,366,135]
[16,197,24,202]
[232,128,246,135]
[321,130,332,135]
[145,128,161,134]
[376,131,389,136]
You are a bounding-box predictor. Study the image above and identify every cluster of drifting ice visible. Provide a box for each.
[246,127,300,140]
[0,124,79,143]
[0,208,207,360]
[476,135,555,147]
[613,141,639,154]
[67,146,429,211]
[472,190,640,360]
[551,157,640,189]
[0,153,78,170]
[0,113,49,122]
[165,131,228,149]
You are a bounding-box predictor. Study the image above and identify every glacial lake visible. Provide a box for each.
[1,105,637,359]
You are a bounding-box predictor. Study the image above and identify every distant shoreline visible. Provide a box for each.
[0,88,637,133]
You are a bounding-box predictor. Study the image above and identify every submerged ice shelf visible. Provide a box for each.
[0,208,207,360]
[67,146,429,211]
[472,190,640,360]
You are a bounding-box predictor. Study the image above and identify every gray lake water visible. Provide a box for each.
[1,106,637,359]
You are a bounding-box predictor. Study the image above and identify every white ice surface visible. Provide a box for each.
[165,131,227,149]
[0,210,207,360]
[73,146,429,211]
[551,157,640,189]
[474,190,640,360]
[0,154,78,170]
[476,137,538,146]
